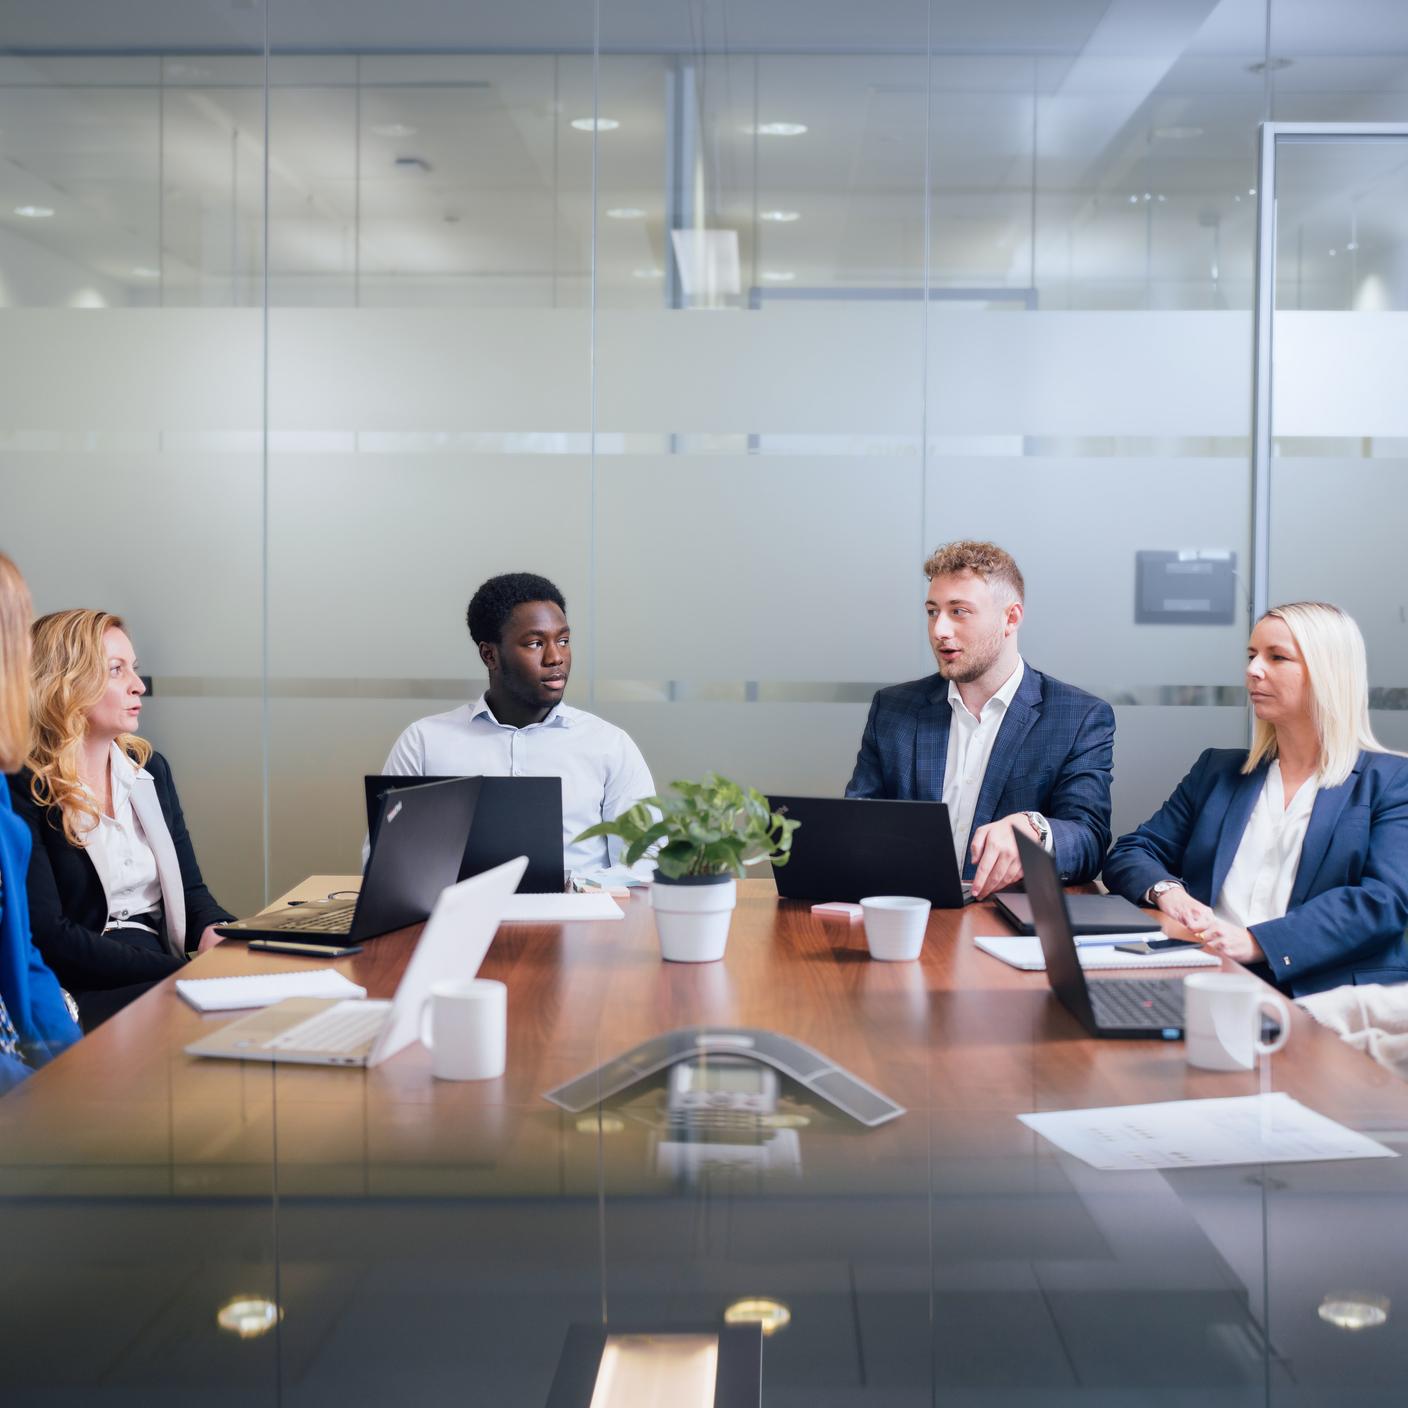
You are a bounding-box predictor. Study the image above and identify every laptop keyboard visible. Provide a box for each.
[264,1000,386,1054]
[272,904,357,935]
[1090,978,1184,1028]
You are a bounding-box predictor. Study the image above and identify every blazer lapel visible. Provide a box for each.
[1209,767,1266,904]
[915,680,951,802]
[971,667,1042,831]
[1289,757,1362,907]
[129,775,186,959]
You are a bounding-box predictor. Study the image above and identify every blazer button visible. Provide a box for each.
[1282,956,1291,966]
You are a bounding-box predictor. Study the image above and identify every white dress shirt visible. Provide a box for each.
[943,658,1029,871]
[81,743,164,930]
[380,695,656,876]
[1214,760,1318,930]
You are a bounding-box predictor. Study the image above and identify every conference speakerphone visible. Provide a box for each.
[543,1027,904,1127]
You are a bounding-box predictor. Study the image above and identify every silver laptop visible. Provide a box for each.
[186,856,527,1068]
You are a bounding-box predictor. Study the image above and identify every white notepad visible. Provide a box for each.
[974,933,1219,972]
[498,893,624,923]
[176,968,368,1013]
[1020,1092,1397,1171]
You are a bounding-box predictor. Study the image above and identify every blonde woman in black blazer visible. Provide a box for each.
[8,609,231,1029]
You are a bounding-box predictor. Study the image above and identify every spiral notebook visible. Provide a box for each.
[176,968,367,1013]
[974,934,1219,972]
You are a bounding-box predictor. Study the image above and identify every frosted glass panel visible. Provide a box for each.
[266,454,593,677]
[1275,314,1408,436]
[1268,458,1408,681]
[925,458,1252,687]
[1269,135,1408,702]
[595,456,923,681]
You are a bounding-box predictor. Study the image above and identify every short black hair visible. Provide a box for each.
[466,572,567,646]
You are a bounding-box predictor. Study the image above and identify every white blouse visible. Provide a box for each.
[1214,760,1318,930]
[81,743,164,930]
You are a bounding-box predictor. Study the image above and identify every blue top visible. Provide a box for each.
[1103,747,1408,998]
[0,780,81,1092]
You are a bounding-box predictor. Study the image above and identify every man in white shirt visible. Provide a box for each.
[378,573,655,877]
[846,541,1115,899]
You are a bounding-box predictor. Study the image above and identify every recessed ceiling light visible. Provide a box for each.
[370,122,417,139]
[14,205,53,218]
[130,266,160,278]
[217,1296,283,1340]
[723,1298,791,1337]
[750,122,807,137]
[1319,1294,1389,1331]
[606,207,646,220]
[571,117,620,132]
[759,209,800,223]
[1153,125,1204,141]
[632,267,663,279]
[761,270,797,282]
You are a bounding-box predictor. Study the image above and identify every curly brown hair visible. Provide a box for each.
[922,540,1024,604]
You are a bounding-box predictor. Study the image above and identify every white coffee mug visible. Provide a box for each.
[419,978,507,1081]
[859,896,931,962]
[1183,972,1290,1071]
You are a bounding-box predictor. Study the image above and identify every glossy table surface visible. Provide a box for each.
[2,876,1406,1405]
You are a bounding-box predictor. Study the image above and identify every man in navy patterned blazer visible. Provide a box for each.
[846,541,1114,899]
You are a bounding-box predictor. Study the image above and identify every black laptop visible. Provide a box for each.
[766,796,971,908]
[1015,831,1184,1040]
[217,777,480,946]
[993,890,1159,936]
[364,774,566,894]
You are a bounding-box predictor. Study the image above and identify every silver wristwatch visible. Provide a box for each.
[1147,879,1184,905]
[1022,810,1051,849]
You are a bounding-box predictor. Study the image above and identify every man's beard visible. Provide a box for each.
[935,624,1004,683]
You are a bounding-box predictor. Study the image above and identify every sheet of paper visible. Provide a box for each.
[1019,1092,1398,1171]
[974,933,1218,971]
[176,968,367,1013]
[499,893,624,923]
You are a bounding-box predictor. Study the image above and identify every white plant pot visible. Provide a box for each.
[650,876,737,962]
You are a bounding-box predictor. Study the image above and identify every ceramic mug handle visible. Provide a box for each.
[1254,991,1291,1056]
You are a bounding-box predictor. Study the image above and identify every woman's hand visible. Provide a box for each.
[1187,915,1265,964]
[196,924,225,954]
[1155,886,1216,933]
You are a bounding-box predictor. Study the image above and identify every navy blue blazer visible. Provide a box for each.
[845,664,1115,884]
[1103,748,1408,998]
[0,780,81,1091]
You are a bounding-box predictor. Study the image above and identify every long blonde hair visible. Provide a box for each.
[0,553,32,774]
[28,609,152,846]
[1243,601,1387,788]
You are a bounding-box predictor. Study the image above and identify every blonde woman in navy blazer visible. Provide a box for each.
[1104,602,1408,999]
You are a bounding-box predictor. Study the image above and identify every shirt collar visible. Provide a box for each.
[468,692,574,730]
[104,741,151,814]
[947,656,1025,722]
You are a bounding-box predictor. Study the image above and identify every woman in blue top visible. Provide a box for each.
[1104,601,1408,998]
[0,552,81,1092]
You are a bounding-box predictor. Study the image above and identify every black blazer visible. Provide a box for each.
[7,752,233,994]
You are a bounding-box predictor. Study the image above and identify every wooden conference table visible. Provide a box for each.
[2,877,1407,1404]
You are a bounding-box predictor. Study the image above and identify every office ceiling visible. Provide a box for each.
[0,0,1404,307]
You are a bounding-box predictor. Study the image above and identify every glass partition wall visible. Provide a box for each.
[1,3,1405,903]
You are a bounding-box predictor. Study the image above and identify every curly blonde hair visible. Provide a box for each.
[28,609,152,847]
[922,540,1025,604]
[0,553,32,774]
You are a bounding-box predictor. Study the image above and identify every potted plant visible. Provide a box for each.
[576,774,799,962]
